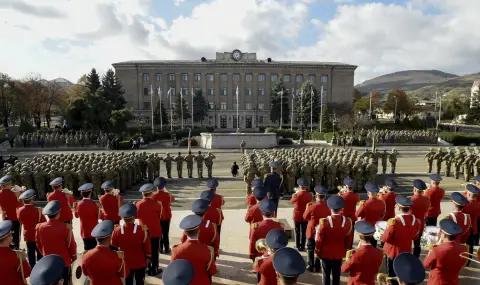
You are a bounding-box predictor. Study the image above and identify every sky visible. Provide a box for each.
[1,0,479,85]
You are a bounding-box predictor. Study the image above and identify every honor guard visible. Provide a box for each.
[424,219,468,285]
[29,254,65,285]
[36,200,77,285]
[206,179,225,234]
[0,220,31,285]
[253,229,288,285]
[462,184,480,266]
[74,183,104,251]
[162,259,194,285]
[315,195,353,285]
[181,199,220,257]
[200,190,223,234]
[392,253,425,285]
[341,221,383,285]
[272,247,306,285]
[423,174,445,226]
[290,178,313,251]
[246,179,264,207]
[304,185,330,272]
[409,179,431,257]
[245,186,268,233]
[135,183,163,276]
[17,189,45,267]
[381,196,420,281]
[82,220,128,285]
[46,177,75,224]
[112,203,152,285]
[355,182,385,248]
[99,180,124,225]
[339,178,360,249]
[447,192,471,243]
[263,161,283,214]
[0,175,22,249]
[249,199,285,261]
[171,215,216,285]
[152,177,174,254]
[379,178,398,221]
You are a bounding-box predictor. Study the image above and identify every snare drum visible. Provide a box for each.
[374,221,387,241]
[420,226,440,249]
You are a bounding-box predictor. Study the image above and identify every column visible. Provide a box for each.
[239,72,245,128]
[227,73,233,128]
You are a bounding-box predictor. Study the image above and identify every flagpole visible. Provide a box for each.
[150,85,154,133]
[280,90,283,129]
[158,87,163,131]
[180,88,184,130]
[319,86,324,132]
[301,90,303,129]
[168,88,173,132]
[310,88,313,133]
[291,88,294,131]
[236,85,239,130]
[191,88,194,129]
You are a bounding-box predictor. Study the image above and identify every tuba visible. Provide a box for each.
[377,273,399,285]
[255,239,268,254]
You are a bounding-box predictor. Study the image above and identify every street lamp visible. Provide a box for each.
[299,91,305,144]
[213,104,217,129]
[330,111,339,144]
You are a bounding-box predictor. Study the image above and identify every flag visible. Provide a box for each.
[158,87,162,99]
[167,88,171,96]
[236,85,239,101]
[187,129,192,151]
[150,85,155,97]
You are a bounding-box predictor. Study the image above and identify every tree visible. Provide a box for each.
[0,73,17,129]
[294,81,320,128]
[173,94,191,124]
[109,108,134,132]
[319,104,332,132]
[44,81,65,128]
[192,90,208,125]
[443,96,469,120]
[101,69,126,110]
[369,89,382,110]
[85,68,101,95]
[354,97,370,114]
[23,73,47,128]
[270,81,290,126]
[383,89,415,118]
[353,88,362,103]
[66,98,89,129]
[153,101,169,126]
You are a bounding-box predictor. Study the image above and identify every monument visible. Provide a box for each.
[200,133,278,149]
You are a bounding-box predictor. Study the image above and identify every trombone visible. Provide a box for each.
[377,273,400,285]
[459,247,480,264]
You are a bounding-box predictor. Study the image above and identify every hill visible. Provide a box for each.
[51,78,75,89]
[355,70,458,94]
[406,72,480,100]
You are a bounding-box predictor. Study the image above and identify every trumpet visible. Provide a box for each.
[377,273,400,285]
[255,239,268,254]
[112,188,120,196]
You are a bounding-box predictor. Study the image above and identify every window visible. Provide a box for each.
[220,102,227,110]
[168,73,175,81]
[182,73,188,81]
[271,74,278,82]
[309,75,316,83]
[207,74,214,81]
[194,88,201,95]
[233,103,238,110]
[143,88,148,96]
[246,103,252,110]
[220,115,227,128]
[296,75,303,83]
[258,103,265,110]
[221,88,227,96]
[246,74,253,81]
[181,88,188,95]
[143,74,149,82]
[156,73,162,81]
[232,116,238,128]
[245,88,252,96]
[321,75,328,83]
[257,74,265,81]
[169,88,176,95]
[220,74,227,81]
[207,88,214,96]
[233,74,240,81]
[208,102,214,109]
[259,116,264,124]
[283,74,290,82]
[194,73,201,81]
[143,102,150,110]
[258,88,264,96]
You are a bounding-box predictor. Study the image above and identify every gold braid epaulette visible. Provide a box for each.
[15,250,27,284]
[206,246,214,271]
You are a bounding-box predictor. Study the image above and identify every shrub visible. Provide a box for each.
[439,132,480,146]
[278,138,293,145]
[178,138,199,146]
[265,128,300,139]
[117,140,132,149]
[305,131,334,142]
[18,121,36,134]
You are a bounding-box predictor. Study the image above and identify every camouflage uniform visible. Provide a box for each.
[174,152,184,178]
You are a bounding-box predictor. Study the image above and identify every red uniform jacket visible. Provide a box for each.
[0,189,21,220]
[340,192,360,222]
[290,190,313,223]
[203,205,223,225]
[246,194,257,207]
[249,219,285,259]
[211,192,225,209]
[171,240,216,285]
[315,215,353,260]
[99,194,124,223]
[424,186,445,218]
[81,246,128,285]
[0,247,31,285]
[135,197,163,238]
[447,212,471,243]
[355,198,385,227]
[181,219,220,257]
[74,199,104,239]
[303,200,330,239]
[381,214,420,259]
[409,194,431,233]
[16,204,46,242]
[245,203,263,225]
[462,199,480,234]
[253,255,276,285]
[47,190,75,223]
[379,192,398,221]
[111,223,152,270]
[152,189,175,220]
[36,219,77,266]
[341,244,383,285]
[423,241,468,285]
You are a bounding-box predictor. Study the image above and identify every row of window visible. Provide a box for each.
[143,73,329,83]
[142,102,265,111]
[143,87,328,97]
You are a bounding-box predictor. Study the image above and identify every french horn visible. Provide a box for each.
[255,239,268,254]
[377,273,399,285]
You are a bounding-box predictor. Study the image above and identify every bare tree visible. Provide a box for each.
[44,81,65,127]
[23,73,47,128]
[0,73,16,129]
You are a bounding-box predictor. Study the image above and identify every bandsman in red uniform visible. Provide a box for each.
[135,183,163,276]
[474,175,480,245]
[181,199,220,257]
[0,220,31,285]
[462,184,480,266]
[171,215,216,285]
[424,219,468,285]
[82,220,129,285]
[206,179,225,234]
[304,185,330,272]
[152,177,174,254]
[36,200,77,285]
[315,195,353,285]
[393,253,426,285]
[339,178,360,249]
[99,180,124,225]
[355,182,385,248]
[253,229,288,285]
[46,177,75,224]
[201,190,223,229]
[17,189,45,267]
[162,259,194,285]
[290,178,313,251]
[381,195,420,281]
[246,179,264,207]
[423,174,445,226]
[446,192,471,243]
[112,203,152,285]
[0,175,22,249]
[272,247,306,285]
[245,186,267,230]
[378,178,398,221]
[341,221,383,285]
[29,254,65,285]
[409,179,430,258]
[249,199,285,261]
[74,183,104,250]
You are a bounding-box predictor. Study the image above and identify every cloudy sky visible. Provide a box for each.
[1,0,479,85]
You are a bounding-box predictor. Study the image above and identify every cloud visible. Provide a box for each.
[0,0,66,18]
[173,0,186,6]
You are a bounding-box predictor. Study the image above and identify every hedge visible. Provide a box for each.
[266,128,334,142]
[179,138,199,147]
[439,132,480,146]
[278,138,293,145]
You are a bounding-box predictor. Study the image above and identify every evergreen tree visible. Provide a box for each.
[153,101,169,126]
[85,68,101,95]
[192,90,208,124]
[270,81,290,127]
[294,81,320,128]
[101,68,126,110]
[173,94,191,123]
[319,104,332,132]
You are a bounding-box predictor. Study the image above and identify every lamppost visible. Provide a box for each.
[330,111,338,144]
[134,116,146,134]
[213,104,217,129]
[299,91,305,144]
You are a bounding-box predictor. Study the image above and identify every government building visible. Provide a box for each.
[112,50,357,130]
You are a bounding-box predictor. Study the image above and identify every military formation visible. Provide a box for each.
[241,147,399,195]
[10,132,110,148]
[334,129,437,147]
[425,147,480,181]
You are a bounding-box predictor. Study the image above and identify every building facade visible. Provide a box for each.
[471,79,480,108]
[112,50,357,130]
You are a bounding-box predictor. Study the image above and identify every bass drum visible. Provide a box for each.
[71,253,89,285]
